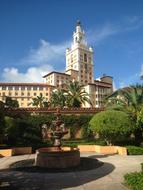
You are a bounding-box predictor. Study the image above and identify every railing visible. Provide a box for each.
[4,107,104,114]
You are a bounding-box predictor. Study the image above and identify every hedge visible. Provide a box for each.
[3,114,94,147]
[126,146,143,155]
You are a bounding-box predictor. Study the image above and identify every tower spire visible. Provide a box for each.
[76,19,81,26]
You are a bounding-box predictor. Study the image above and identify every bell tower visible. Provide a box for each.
[66,20,94,85]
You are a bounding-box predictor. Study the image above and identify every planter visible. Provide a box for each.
[78,145,127,155]
[0,147,32,157]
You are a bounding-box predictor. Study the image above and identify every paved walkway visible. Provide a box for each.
[0,153,143,190]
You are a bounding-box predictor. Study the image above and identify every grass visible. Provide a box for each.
[124,172,143,190]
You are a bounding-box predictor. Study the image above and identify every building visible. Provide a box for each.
[0,83,55,107]
[44,20,113,108]
[0,21,113,108]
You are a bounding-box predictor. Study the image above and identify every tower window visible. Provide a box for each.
[84,53,87,62]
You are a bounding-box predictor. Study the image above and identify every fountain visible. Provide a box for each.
[35,108,80,168]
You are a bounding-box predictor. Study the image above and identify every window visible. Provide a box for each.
[2,92,5,96]
[84,53,87,62]
[27,86,31,91]
[8,86,13,90]
[39,86,43,91]
[2,86,6,90]
[15,86,19,90]
[21,86,25,90]
[15,92,18,96]
[46,93,48,96]
[33,86,37,91]
[21,98,24,101]
[27,92,30,96]
[34,93,37,96]
[46,87,49,91]
[84,64,87,70]
[8,92,12,96]
[21,92,24,96]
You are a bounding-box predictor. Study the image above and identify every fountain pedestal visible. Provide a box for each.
[35,147,80,168]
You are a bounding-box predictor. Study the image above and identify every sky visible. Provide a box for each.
[0,0,143,89]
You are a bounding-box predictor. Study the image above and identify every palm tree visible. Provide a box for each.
[65,81,92,108]
[31,94,48,108]
[50,89,66,108]
[106,84,143,119]
[106,84,143,145]
[5,96,19,108]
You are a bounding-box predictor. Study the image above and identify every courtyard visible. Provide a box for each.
[0,153,143,190]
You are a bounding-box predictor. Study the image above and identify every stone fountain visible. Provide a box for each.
[35,108,80,168]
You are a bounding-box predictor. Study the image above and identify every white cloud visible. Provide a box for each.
[119,72,141,89]
[22,39,70,65]
[113,81,117,91]
[1,64,53,82]
[1,39,71,82]
[87,23,118,45]
[87,16,143,46]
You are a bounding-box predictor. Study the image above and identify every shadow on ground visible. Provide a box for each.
[0,157,115,190]
[89,154,117,159]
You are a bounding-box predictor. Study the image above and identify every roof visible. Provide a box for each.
[88,81,112,88]
[66,69,79,72]
[43,71,70,78]
[0,82,55,87]
[94,80,112,85]
[100,75,113,79]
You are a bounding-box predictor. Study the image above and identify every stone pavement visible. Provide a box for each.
[0,153,143,190]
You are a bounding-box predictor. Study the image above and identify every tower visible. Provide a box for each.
[66,20,94,85]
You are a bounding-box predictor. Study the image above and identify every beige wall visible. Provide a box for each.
[44,73,71,87]
[0,84,54,107]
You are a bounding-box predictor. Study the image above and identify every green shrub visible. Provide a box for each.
[124,172,143,190]
[90,110,133,145]
[62,139,106,146]
[3,114,94,148]
[127,146,143,155]
[4,116,43,147]
[62,114,93,139]
[141,163,143,172]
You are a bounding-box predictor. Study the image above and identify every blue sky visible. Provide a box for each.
[0,0,143,89]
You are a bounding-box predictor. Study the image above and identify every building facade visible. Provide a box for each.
[0,83,54,107]
[0,21,113,108]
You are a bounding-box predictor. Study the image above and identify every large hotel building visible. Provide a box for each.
[0,21,113,108]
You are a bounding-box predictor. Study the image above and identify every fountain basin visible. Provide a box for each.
[35,147,80,168]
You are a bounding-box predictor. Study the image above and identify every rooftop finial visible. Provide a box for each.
[76,20,81,26]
